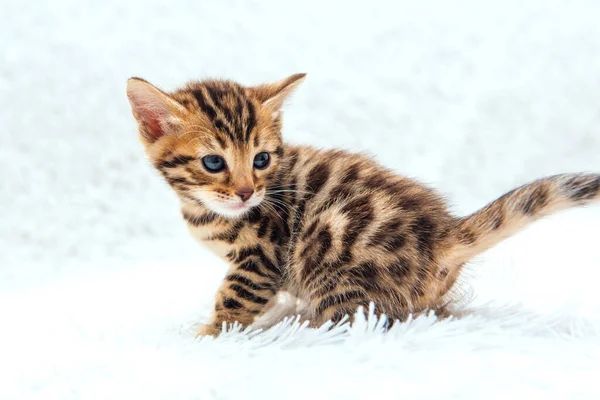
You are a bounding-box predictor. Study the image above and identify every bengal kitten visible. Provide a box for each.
[126,73,600,336]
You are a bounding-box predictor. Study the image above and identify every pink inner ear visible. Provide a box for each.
[129,96,168,142]
[135,108,164,141]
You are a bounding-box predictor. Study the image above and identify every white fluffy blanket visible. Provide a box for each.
[2,210,600,399]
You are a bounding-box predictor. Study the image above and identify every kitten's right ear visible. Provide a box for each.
[126,78,186,142]
[247,73,306,118]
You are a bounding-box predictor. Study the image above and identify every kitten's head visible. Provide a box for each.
[126,74,305,219]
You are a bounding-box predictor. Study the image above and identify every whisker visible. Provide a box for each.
[264,196,290,206]
[183,137,205,148]
[267,183,305,189]
[261,197,287,213]
[178,125,215,138]
[262,199,290,219]
[178,130,211,140]
[261,200,286,223]
[259,201,285,224]
[266,190,313,195]
[264,199,288,213]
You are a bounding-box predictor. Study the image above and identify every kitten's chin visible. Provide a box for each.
[208,204,255,219]
[194,194,262,220]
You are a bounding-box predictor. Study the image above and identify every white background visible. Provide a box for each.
[3,0,600,280]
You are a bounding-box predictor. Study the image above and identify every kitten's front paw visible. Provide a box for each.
[195,323,221,338]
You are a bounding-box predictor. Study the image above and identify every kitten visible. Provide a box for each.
[126,74,600,336]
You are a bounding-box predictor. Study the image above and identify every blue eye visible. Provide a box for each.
[253,152,270,169]
[202,155,226,172]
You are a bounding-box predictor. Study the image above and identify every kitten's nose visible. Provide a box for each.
[235,188,254,202]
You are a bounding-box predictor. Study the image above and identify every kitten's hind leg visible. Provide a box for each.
[250,291,309,330]
[304,291,370,329]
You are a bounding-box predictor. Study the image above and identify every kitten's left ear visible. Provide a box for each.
[247,73,306,116]
[126,77,186,143]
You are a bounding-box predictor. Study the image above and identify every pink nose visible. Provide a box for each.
[235,188,254,202]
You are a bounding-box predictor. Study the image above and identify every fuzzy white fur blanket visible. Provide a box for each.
[2,209,600,399]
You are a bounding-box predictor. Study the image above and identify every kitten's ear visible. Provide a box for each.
[126,78,186,142]
[247,73,306,116]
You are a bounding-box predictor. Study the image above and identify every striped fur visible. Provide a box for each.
[126,74,600,336]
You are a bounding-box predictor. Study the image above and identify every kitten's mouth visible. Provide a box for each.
[204,196,263,219]
[223,202,251,211]
[215,198,261,218]
[191,190,263,219]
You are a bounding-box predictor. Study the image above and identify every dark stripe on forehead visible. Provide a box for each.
[215,133,228,149]
[193,88,236,142]
[207,85,236,134]
[235,95,245,140]
[213,119,236,142]
[203,84,223,104]
[245,99,256,142]
[192,89,217,121]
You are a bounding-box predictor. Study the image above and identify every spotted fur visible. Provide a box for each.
[126,74,600,335]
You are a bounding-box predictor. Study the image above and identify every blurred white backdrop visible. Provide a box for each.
[2,1,600,398]
[2,0,600,280]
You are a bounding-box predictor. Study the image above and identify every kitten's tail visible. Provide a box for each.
[443,173,600,265]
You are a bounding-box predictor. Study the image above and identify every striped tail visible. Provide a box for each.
[443,173,600,265]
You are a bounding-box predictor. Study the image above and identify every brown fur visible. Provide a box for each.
[126,74,600,336]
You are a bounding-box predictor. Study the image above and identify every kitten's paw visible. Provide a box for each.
[195,323,220,338]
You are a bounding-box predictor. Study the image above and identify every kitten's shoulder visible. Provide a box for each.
[283,143,386,173]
